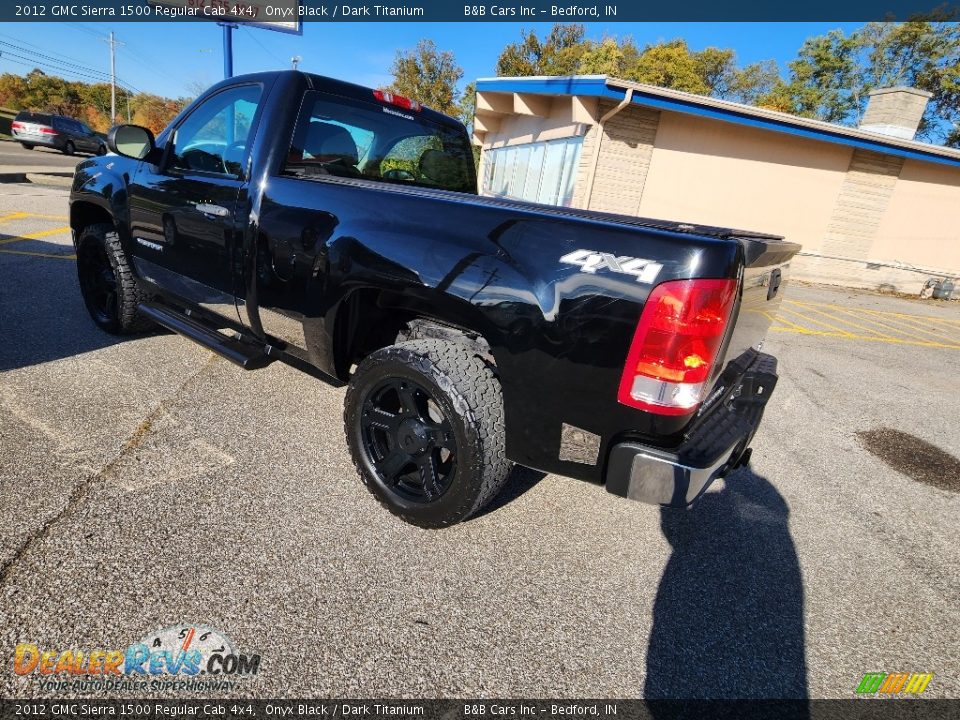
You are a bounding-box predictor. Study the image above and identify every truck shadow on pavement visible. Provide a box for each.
[645,466,808,709]
[474,466,548,519]
[0,240,126,372]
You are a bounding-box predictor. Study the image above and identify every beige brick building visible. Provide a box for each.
[473,76,959,294]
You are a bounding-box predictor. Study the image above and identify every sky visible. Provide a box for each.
[2,22,865,99]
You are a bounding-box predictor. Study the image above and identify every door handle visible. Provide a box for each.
[196,203,231,218]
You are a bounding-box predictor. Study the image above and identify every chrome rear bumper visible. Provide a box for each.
[605,352,777,507]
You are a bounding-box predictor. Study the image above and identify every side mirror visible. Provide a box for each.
[107,125,157,161]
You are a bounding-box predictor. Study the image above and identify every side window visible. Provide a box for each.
[171,84,262,177]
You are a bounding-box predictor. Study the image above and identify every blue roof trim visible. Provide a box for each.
[476,77,960,168]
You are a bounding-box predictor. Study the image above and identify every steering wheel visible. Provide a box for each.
[383,168,416,182]
[223,141,247,174]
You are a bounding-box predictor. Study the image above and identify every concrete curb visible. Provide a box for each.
[0,171,73,186]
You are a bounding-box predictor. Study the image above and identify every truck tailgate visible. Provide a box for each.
[724,233,801,369]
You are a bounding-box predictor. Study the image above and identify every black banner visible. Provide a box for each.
[2,700,960,720]
[0,0,959,23]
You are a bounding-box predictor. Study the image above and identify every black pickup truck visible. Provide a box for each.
[69,70,798,528]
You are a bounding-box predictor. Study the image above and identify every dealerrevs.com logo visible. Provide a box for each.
[13,625,261,693]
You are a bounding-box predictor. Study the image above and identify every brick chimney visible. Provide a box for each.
[859,86,932,140]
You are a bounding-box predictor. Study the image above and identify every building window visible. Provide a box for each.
[482,136,583,207]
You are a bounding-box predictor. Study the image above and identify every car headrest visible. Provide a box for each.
[302,122,359,166]
[418,149,465,187]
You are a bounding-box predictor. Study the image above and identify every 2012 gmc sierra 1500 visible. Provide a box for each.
[69,70,799,527]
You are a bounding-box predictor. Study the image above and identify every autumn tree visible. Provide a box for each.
[0,68,186,134]
[388,39,464,118]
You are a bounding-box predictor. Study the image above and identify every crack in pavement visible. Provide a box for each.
[0,355,219,588]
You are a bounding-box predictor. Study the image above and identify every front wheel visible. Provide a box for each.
[76,223,154,335]
[344,339,511,528]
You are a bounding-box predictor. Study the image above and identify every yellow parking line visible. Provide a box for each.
[0,248,76,260]
[870,309,960,335]
[27,213,69,221]
[769,326,960,350]
[792,298,960,330]
[858,310,960,344]
[778,305,856,336]
[782,301,888,338]
[834,309,953,344]
[0,225,72,246]
[0,211,31,223]
[761,310,813,333]
[787,301,896,340]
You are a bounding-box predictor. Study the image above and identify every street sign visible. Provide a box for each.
[149,0,303,35]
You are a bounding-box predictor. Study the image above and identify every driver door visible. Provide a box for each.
[127,83,263,320]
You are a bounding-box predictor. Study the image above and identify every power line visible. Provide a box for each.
[0,43,142,97]
[65,23,108,40]
[0,39,113,81]
[240,25,287,68]
[0,48,113,84]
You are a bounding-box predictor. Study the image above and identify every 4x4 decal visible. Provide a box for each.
[560,249,663,284]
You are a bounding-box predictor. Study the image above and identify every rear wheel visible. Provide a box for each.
[344,339,511,528]
[96,143,107,156]
[20,143,34,150]
[63,140,75,156]
[76,223,154,335]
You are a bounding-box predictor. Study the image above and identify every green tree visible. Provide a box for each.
[388,39,464,118]
[496,24,588,76]
[494,25,776,100]
[760,20,960,145]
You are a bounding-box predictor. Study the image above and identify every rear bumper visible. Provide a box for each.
[605,352,778,507]
[12,131,59,148]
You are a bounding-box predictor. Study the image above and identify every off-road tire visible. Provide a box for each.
[344,339,512,528]
[76,223,154,335]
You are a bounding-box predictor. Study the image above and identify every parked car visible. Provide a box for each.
[11,111,107,156]
[69,71,799,528]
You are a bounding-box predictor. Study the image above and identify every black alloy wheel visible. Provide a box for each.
[344,339,512,528]
[360,377,457,503]
[77,237,118,327]
[75,223,154,335]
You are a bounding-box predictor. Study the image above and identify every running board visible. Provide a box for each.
[138,302,273,370]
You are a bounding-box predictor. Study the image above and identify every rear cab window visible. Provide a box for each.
[283,91,475,194]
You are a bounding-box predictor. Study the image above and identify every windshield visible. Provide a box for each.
[284,92,475,194]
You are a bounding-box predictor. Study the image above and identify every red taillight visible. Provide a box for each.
[373,89,422,112]
[618,278,738,415]
[38,126,56,135]
[11,121,24,131]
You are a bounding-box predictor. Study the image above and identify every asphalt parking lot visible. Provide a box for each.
[1,184,958,700]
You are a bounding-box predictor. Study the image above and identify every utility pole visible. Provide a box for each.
[103,32,124,125]
[291,55,301,70]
